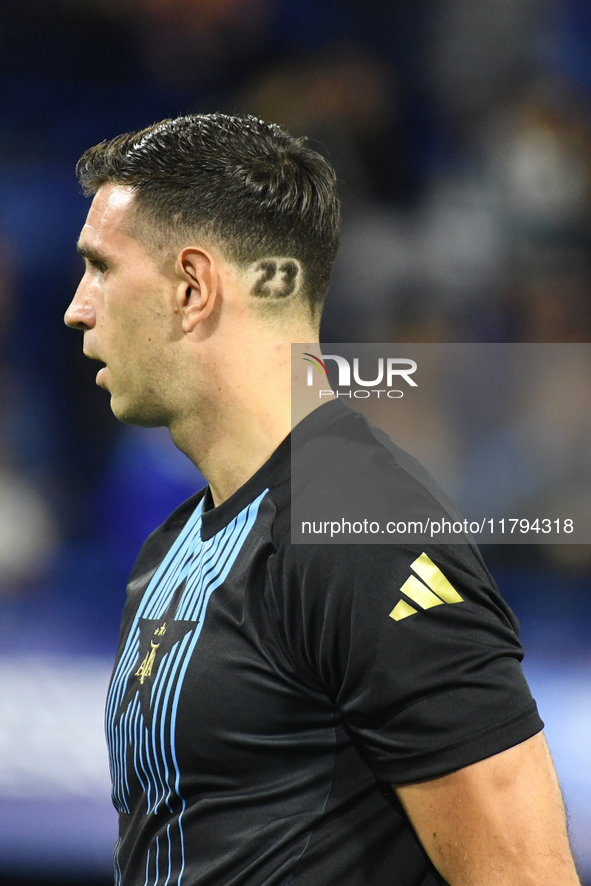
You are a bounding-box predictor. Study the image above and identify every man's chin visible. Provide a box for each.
[110,396,166,429]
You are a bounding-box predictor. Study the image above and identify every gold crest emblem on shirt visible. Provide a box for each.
[135,623,167,684]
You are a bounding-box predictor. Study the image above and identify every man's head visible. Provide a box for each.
[76,113,340,320]
[66,113,340,435]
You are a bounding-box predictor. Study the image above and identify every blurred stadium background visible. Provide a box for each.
[0,0,589,882]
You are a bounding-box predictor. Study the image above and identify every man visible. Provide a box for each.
[64,114,580,886]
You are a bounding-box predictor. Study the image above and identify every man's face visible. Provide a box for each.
[65,184,179,427]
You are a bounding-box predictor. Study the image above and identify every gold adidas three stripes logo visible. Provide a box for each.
[389,553,463,622]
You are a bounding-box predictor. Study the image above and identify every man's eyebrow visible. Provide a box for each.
[77,242,108,263]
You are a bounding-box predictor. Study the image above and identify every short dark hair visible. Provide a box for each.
[76,113,340,316]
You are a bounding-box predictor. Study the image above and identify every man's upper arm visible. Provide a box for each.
[395,731,581,886]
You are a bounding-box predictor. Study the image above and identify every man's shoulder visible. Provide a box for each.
[293,400,453,498]
[291,401,466,544]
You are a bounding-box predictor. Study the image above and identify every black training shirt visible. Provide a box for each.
[106,400,543,886]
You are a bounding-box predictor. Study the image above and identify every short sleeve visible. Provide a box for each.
[276,541,543,785]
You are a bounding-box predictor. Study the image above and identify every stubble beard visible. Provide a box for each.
[108,372,172,429]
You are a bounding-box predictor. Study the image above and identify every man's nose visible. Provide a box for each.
[64,283,95,330]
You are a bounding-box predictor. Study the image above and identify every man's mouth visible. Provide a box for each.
[82,344,108,387]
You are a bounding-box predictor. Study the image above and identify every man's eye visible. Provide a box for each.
[88,259,108,273]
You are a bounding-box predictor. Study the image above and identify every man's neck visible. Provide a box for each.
[173,400,290,508]
[168,340,330,507]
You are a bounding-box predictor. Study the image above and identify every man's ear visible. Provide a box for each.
[174,247,218,333]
